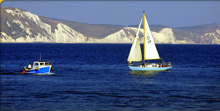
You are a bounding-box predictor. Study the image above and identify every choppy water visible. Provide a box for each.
[1,43,220,111]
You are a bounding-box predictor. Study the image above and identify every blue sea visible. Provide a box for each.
[1,43,220,111]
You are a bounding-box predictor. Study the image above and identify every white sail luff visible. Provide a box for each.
[143,14,160,60]
[127,19,143,63]
[135,18,142,37]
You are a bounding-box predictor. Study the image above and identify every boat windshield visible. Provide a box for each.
[33,62,48,67]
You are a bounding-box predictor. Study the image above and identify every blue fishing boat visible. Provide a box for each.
[22,54,54,75]
[127,11,172,71]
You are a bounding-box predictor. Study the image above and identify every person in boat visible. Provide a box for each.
[160,63,166,67]
[141,60,146,67]
[141,63,145,67]
[28,63,32,69]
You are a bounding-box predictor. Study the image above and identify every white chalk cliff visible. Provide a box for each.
[1,7,220,44]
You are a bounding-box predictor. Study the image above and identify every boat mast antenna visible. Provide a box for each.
[40,53,41,61]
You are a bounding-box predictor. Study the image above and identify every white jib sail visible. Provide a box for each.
[127,19,143,63]
[143,14,160,60]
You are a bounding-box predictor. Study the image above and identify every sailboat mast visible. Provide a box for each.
[143,11,146,63]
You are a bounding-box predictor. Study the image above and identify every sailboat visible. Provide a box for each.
[127,11,172,71]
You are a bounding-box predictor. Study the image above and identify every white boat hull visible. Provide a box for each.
[128,66,172,71]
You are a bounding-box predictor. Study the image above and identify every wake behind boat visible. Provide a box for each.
[127,11,172,71]
[22,54,54,75]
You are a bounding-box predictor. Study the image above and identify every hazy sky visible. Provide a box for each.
[2,1,220,27]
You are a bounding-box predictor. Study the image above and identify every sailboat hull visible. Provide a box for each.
[128,66,172,71]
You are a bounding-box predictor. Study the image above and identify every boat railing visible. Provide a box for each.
[129,62,172,67]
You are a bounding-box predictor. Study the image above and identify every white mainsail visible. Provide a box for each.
[127,19,143,63]
[143,13,160,60]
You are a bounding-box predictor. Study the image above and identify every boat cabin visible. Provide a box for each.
[32,61,50,68]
